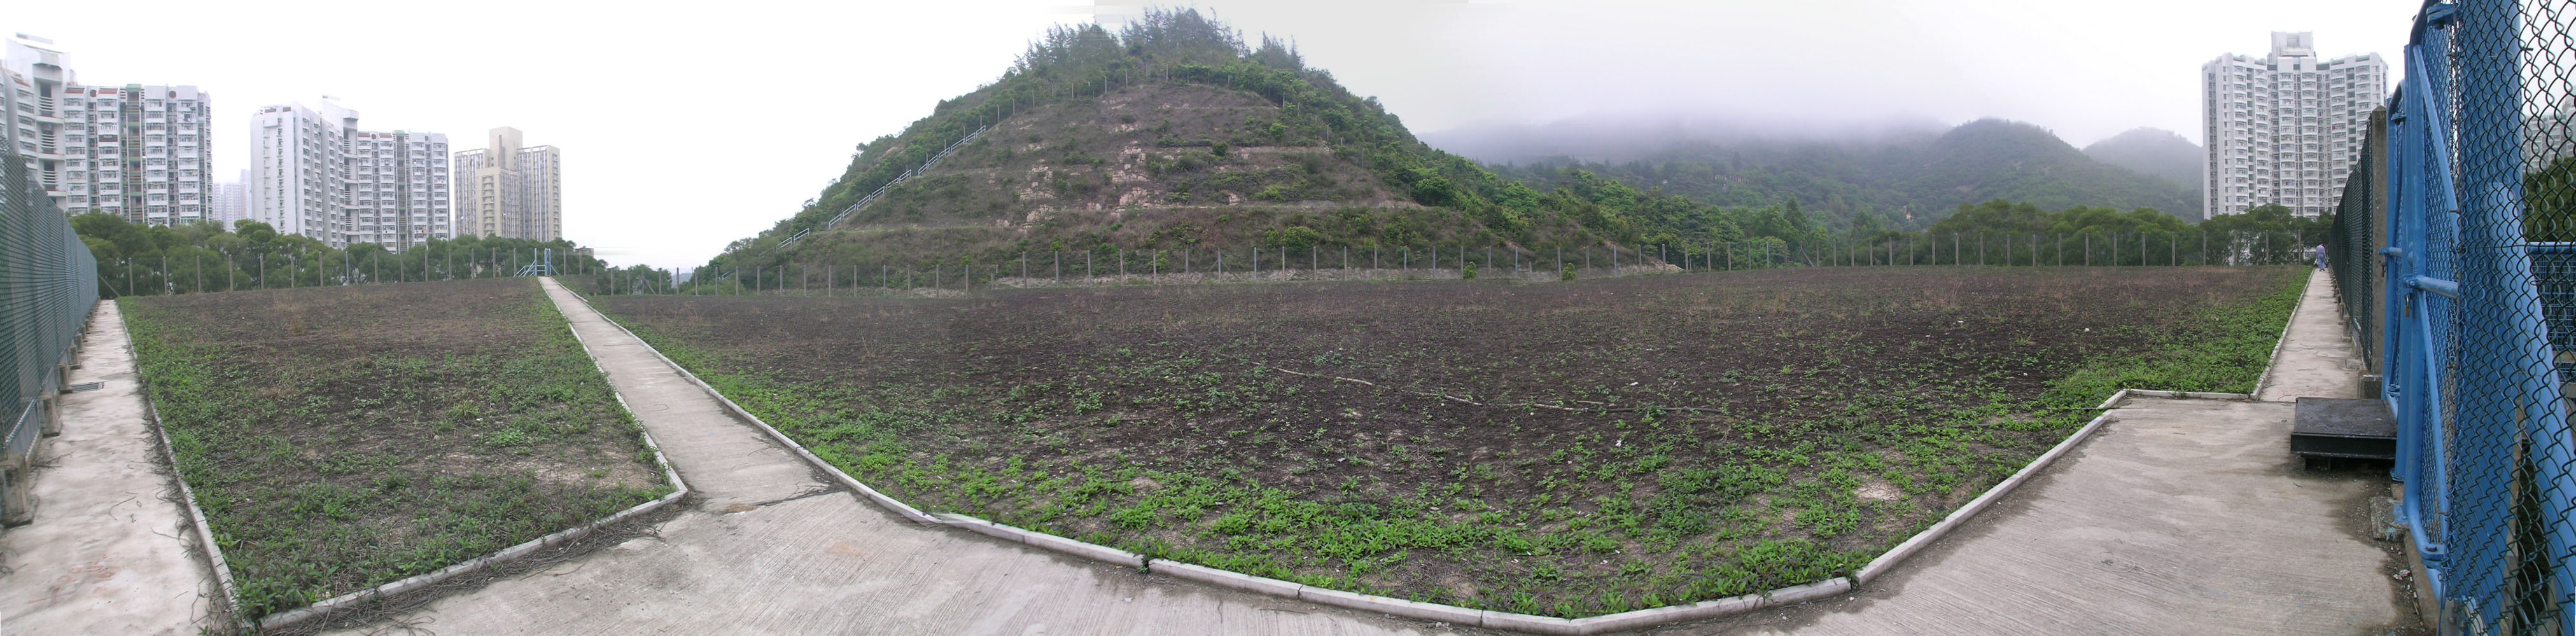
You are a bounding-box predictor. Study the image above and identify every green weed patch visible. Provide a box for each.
[125,279,669,618]
[599,266,2304,617]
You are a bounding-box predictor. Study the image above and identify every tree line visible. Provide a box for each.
[69,212,619,298]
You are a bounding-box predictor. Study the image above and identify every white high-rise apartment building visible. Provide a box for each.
[453,127,562,241]
[4,34,214,225]
[248,100,449,251]
[2203,32,2387,218]
[209,169,244,228]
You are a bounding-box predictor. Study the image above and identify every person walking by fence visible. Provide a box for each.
[2313,244,2327,270]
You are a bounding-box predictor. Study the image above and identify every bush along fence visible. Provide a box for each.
[0,88,102,527]
[2327,1,2576,631]
[603,230,2321,296]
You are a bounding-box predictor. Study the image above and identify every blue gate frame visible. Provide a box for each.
[2376,1,2576,631]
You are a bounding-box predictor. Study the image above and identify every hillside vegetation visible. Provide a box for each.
[710,10,1915,272]
[696,10,2271,280]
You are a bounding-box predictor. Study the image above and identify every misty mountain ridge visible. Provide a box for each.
[2080,127,2205,191]
[1456,118,2202,224]
[1422,114,1952,165]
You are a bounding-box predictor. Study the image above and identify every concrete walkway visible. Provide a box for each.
[2258,269,2367,402]
[1660,268,2409,634]
[0,301,220,635]
[321,278,1446,635]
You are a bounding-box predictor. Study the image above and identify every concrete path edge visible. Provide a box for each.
[116,297,694,633]
[1854,387,2132,584]
[118,301,247,629]
[564,287,939,524]
[564,290,2290,634]
[2249,268,2317,398]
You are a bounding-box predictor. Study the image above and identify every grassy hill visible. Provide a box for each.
[704,10,1915,274]
[713,10,1616,272]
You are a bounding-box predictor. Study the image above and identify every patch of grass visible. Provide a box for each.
[124,279,670,618]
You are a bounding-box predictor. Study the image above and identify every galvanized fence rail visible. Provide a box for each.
[617,230,2309,296]
[86,246,594,300]
[0,84,101,526]
[2330,1,2576,631]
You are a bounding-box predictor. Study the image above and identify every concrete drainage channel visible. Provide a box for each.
[582,289,2275,634]
[131,319,694,634]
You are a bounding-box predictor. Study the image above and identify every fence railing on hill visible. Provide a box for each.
[773,124,994,253]
[2323,1,2576,630]
[0,98,101,526]
[598,230,2316,296]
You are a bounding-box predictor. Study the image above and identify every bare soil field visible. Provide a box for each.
[123,278,670,618]
[596,266,2304,618]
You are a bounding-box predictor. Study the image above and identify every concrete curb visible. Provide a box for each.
[933,513,1146,569]
[564,285,937,525]
[1147,558,1305,598]
[2122,389,2257,401]
[120,293,692,633]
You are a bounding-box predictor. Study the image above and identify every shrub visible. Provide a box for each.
[1561,263,1577,281]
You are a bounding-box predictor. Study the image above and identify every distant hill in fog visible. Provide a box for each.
[2080,127,2206,191]
[1439,117,2203,225]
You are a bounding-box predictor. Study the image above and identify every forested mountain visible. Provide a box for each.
[1459,118,2204,226]
[2082,127,2204,191]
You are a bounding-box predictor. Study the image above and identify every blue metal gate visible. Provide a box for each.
[2361,1,2576,631]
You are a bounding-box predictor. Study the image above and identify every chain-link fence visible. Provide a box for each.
[2330,109,2391,378]
[0,84,102,526]
[86,244,605,299]
[2355,1,2576,631]
[621,232,2311,296]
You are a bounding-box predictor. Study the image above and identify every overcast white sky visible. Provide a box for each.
[8,0,2421,269]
